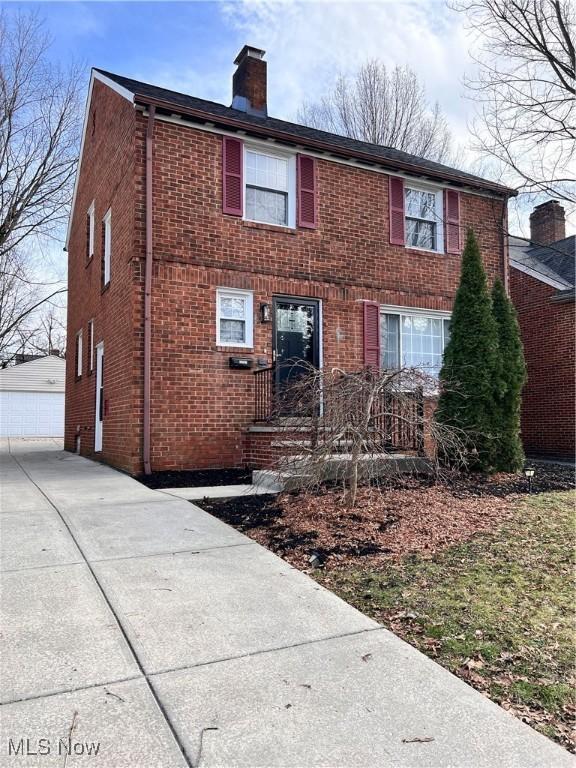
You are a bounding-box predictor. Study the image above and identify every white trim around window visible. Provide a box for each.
[404,182,444,253]
[243,143,296,228]
[88,319,94,373]
[87,201,95,260]
[103,208,111,285]
[380,305,451,377]
[216,288,254,348]
[75,329,83,378]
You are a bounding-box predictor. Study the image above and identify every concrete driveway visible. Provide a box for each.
[0,439,573,768]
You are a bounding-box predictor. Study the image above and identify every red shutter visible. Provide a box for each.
[444,189,461,254]
[297,154,317,228]
[389,176,405,245]
[222,136,243,216]
[363,301,381,369]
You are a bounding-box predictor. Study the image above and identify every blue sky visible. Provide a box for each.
[5,1,570,238]
[6,1,473,129]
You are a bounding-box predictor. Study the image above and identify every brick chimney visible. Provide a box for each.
[232,45,267,116]
[529,200,566,245]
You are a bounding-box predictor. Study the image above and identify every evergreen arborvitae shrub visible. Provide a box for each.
[491,277,526,471]
[436,228,500,471]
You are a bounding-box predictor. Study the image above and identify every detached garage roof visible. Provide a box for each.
[0,356,66,393]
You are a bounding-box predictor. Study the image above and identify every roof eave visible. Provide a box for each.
[133,92,517,197]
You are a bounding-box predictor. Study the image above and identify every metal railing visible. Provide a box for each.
[253,367,424,453]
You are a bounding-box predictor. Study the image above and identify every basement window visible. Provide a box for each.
[216,288,253,348]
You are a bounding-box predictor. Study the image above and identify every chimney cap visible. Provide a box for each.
[234,45,266,66]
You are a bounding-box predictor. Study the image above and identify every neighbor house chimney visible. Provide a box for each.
[529,200,566,245]
[232,45,267,116]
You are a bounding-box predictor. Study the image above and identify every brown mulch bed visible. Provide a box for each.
[198,463,574,569]
[201,484,513,569]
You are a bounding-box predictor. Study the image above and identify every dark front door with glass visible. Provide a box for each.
[273,298,320,412]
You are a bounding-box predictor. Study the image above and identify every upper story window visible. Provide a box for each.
[216,288,253,348]
[75,329,83,378]
[244,147,295,228]
[87,202,95,261]
[102,208,111,286]
[381,309,451,378]
[405,186,444,252]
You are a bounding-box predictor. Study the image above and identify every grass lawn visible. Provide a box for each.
[316,490,575,752]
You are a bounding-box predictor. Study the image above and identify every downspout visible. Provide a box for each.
[502,194,510,293]
[143,104,156,475]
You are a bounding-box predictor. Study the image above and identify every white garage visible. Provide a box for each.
[0,356,65,437]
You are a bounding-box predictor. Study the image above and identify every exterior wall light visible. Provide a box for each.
[260,303,271,323]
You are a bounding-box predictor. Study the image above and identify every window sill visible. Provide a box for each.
[85,257,94,269]
[405,246,445,256]
[216,345,254,353]
[101,281,111,295]
[242,220,296,235]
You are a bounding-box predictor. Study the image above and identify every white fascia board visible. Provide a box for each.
[510,259,570,290]
[151,111,504,201]
[64,71,135,251]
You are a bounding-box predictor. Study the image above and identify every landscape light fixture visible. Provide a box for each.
[524,467,535,493]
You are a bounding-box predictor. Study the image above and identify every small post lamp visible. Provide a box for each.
[260,303,271,323]
[524,467,535,493]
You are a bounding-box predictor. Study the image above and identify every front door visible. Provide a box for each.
[273,298,320,409]
[94,343,104,452]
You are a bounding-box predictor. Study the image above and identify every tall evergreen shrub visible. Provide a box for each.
[436,228,500,470]
[491,277,526,471]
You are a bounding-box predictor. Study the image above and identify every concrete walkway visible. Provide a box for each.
[0,439,573,768]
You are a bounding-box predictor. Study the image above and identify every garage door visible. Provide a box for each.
[0,391,65,437]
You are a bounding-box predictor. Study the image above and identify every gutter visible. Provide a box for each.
[143,104,156,475]
[134,93,517,198]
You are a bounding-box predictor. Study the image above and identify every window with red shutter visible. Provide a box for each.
[389,176,405,245]
[297,154,317,228]
[363,301,381,369]
[444,189,461,254]
[222,136,243,216]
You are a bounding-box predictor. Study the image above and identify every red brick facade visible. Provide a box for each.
[510,267,575,459]
[65,76,509,475]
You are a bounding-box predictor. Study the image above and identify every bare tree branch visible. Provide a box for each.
[298,61,459,165]
[453,0,576,204]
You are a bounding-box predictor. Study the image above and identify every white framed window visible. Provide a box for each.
[405,185,444,252]
[75,329,83,378]
[244,146,295,228]
[88,319,94,373]
[103,208,111,285]
[381,307,451,378]
[87,201,95,260]
[216,288,253,348]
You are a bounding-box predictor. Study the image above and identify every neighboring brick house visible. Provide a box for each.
[65,46,514,475]
[509,201,575,461]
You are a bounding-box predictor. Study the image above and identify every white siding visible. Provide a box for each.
[0,356,66,393]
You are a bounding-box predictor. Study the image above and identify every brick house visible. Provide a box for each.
[65,46,514,475]
[509,201,575,461]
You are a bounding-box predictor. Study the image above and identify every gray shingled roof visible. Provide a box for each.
[510,235,575,288]
[95,68,515,196]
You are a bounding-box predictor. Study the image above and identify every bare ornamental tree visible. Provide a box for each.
[298,61,457,164]
[453,0,575,203]
[265,364,469,508]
